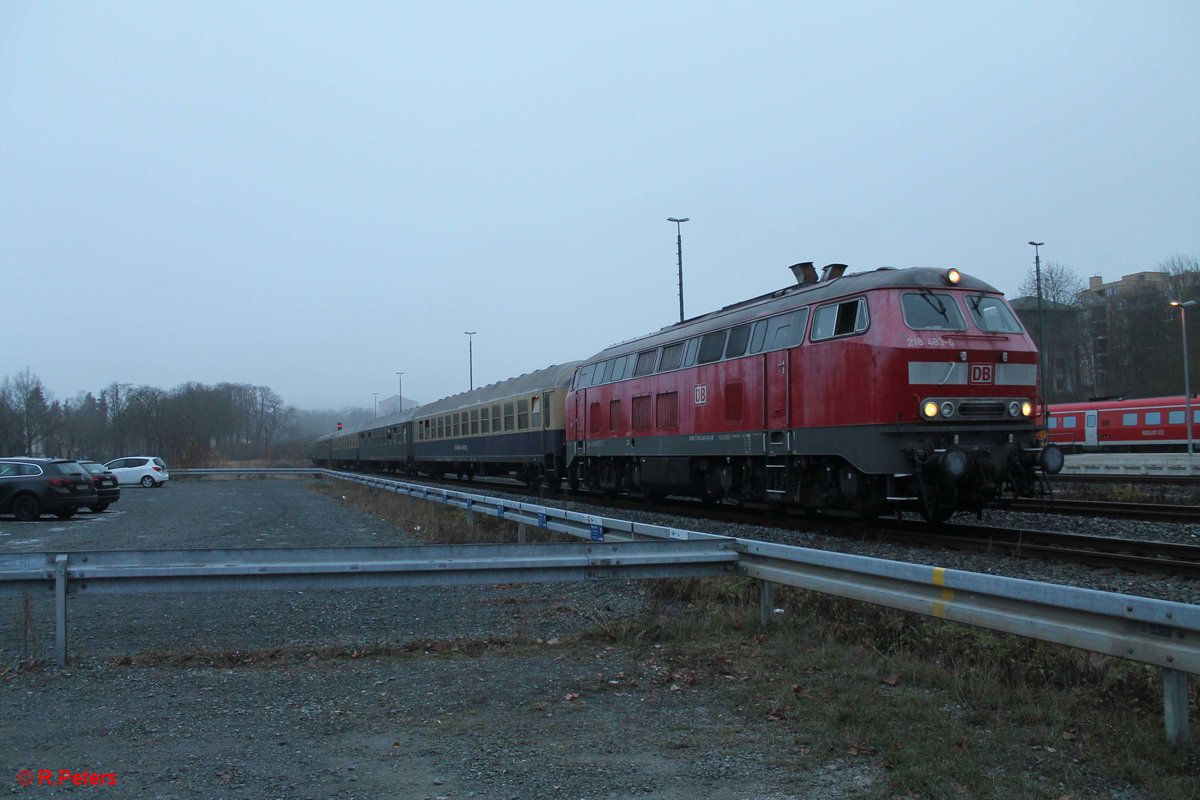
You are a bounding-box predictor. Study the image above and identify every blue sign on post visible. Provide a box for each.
[588,515,604,542]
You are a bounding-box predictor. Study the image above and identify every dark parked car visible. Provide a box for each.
[0,457,98,521]
[79,460,121,512]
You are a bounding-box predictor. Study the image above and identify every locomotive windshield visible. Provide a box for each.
[901,291,966,330]
[967,295,1023,333]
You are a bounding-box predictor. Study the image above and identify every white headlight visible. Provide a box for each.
[1008,401,1021,417]
[940,402,955,418]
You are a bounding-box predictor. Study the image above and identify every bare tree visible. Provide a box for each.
[1018,261,1085,306]
[1161,254,1200,301]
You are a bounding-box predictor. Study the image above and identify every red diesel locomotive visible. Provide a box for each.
[565,263,1063,519]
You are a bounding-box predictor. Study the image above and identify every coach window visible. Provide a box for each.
[504,402,515,431]
[682,337,700,367]
[811,298,868,341]
[480,407,490,434]
[1122,413,1137,426]
[471,409,479,434]
[1146,411,1162,425]
[531,395,542,428]
[492,404,502,431]
[1194,409,1200,424]
[725,324,751,358]
[658,342,685,372]
[517,398,530,429]
[1047,417,1058,429]
[698,330,727,364]
[599,359,615,384]
[1170,410,1184,425]
[576,364,595,389]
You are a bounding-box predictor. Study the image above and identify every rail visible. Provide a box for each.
[2,467,1197,746]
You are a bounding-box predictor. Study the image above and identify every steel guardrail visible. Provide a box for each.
[3,467,1197,744]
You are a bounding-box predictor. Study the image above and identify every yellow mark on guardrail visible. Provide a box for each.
[931,567,955,617]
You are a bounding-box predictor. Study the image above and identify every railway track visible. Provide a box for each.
[342,470,1200,579]
[1005,497,1200,522]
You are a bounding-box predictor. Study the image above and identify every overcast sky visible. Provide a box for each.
[3,2,1197,411]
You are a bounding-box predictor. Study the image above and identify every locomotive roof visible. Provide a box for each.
[583,266,1002,363]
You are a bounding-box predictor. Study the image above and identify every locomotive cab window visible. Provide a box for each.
[811,298,868,341]
[967,295,1023,333]
[901,292,966,330]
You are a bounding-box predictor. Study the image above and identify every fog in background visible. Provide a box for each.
[3,1,1197,410]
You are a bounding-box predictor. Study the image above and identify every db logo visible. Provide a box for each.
[969,364,995,384]
[694,385,708,405]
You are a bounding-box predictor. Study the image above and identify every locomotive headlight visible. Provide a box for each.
[945,268,961,285]
[940,401,955,418]
[922,401,939,419]
[1021,401,1033,417]
[1007,401,1021,417]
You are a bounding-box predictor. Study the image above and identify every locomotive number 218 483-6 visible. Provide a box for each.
[906,336,955,347]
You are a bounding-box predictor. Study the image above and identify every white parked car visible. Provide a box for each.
[104,456,170,488]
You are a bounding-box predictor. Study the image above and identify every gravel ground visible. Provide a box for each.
[0,476,1194,798]
[0,479,831,799]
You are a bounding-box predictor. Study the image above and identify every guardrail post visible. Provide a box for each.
[466,499,474,529]
[54,554,68,668]
[758,579,774,628]
[1163,668,1192,747]
[517,523,527,544]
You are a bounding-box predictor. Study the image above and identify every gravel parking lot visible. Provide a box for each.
[0,479,814,800]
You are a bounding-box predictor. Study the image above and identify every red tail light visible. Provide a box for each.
[152,466,162,472]
[48,478,70,487]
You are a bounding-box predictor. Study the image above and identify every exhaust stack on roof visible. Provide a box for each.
[821,263,848,281]
[789,262,819,285]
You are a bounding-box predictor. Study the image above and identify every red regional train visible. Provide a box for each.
[1045,396,1200,451]
[310,263,1063,520]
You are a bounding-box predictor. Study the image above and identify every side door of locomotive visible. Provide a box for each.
[758,308,808,446]
[1084,410,1098,447]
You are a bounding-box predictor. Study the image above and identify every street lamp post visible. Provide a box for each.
[465,331,477,391]
[395,371,404,413]
[1028,241,1047,408]
[668,217,689,323]
[1170,300,1196,456]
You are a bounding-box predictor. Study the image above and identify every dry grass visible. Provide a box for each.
[313,478,1200,799]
